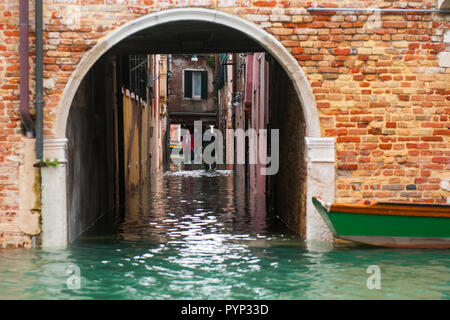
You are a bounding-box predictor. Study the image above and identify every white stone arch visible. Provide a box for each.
[438,0,450,10]
[43,8,335,248]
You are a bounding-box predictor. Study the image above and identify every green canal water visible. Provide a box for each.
[0,170,449,300]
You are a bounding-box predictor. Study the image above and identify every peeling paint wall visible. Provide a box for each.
[168,54,216,114]
[122,89,149,195]
[17,138,41,238]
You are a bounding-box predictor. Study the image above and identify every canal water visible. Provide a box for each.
[0,170,449,300]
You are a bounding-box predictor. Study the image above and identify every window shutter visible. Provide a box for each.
[184,70,192,98]
[201,71,208,99]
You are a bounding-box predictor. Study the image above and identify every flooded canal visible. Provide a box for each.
[0,170,449,299]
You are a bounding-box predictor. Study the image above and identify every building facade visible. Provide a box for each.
[168,54,218,144]
[0,1,449,247]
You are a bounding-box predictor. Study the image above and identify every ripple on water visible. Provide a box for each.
[0,171,449,299]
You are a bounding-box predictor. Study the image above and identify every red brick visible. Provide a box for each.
[433,129,450,135]
[333,48,351,55]
[337,136,360,143]
[432,157,450,164]
[253,1,277,7]
[325,128,348,136]
[421,136,443,142]
[338,164,358,170]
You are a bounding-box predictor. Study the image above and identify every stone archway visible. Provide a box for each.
[42,8,335,248]
[439,0,450,10]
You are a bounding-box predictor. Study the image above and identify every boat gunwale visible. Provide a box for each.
[376,202,450,208]
[329,202,450,218]
[312,196,450,248]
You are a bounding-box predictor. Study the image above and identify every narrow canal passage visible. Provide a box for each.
[0,170,449,299]
[89,169,271,244]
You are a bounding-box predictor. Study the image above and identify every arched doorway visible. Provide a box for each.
[41,8,335,248]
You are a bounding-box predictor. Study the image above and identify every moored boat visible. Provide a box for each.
[312,196,450,249]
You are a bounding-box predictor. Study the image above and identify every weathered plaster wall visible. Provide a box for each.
[168,54,216,114]
[122,89,150,194]
[17,138,41,238]
[149,54,167,173]
[0,1,34,247]
[217,54,234,167]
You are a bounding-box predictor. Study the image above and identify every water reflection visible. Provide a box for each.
[111,170,268,244]
[0,170,448,299]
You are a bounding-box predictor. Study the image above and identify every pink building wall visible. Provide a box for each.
[244,53,269,197]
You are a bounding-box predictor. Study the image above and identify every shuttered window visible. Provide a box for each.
[192,71,202,98]
[184,70,208,99]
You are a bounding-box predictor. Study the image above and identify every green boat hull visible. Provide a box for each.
[312,197,450,248]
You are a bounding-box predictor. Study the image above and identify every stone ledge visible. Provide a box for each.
[43,138,68,163]
[444,30,450,44]
[438,51,450,68]
[305,137,335,163]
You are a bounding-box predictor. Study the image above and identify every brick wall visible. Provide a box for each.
[0,0,33,247]
[296,2,450,204]
[0,0,449,247]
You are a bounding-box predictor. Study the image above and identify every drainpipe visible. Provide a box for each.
[35,0,44,160]
[19,0,34,138]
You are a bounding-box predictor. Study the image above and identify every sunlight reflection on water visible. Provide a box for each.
[0,171,448,300]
